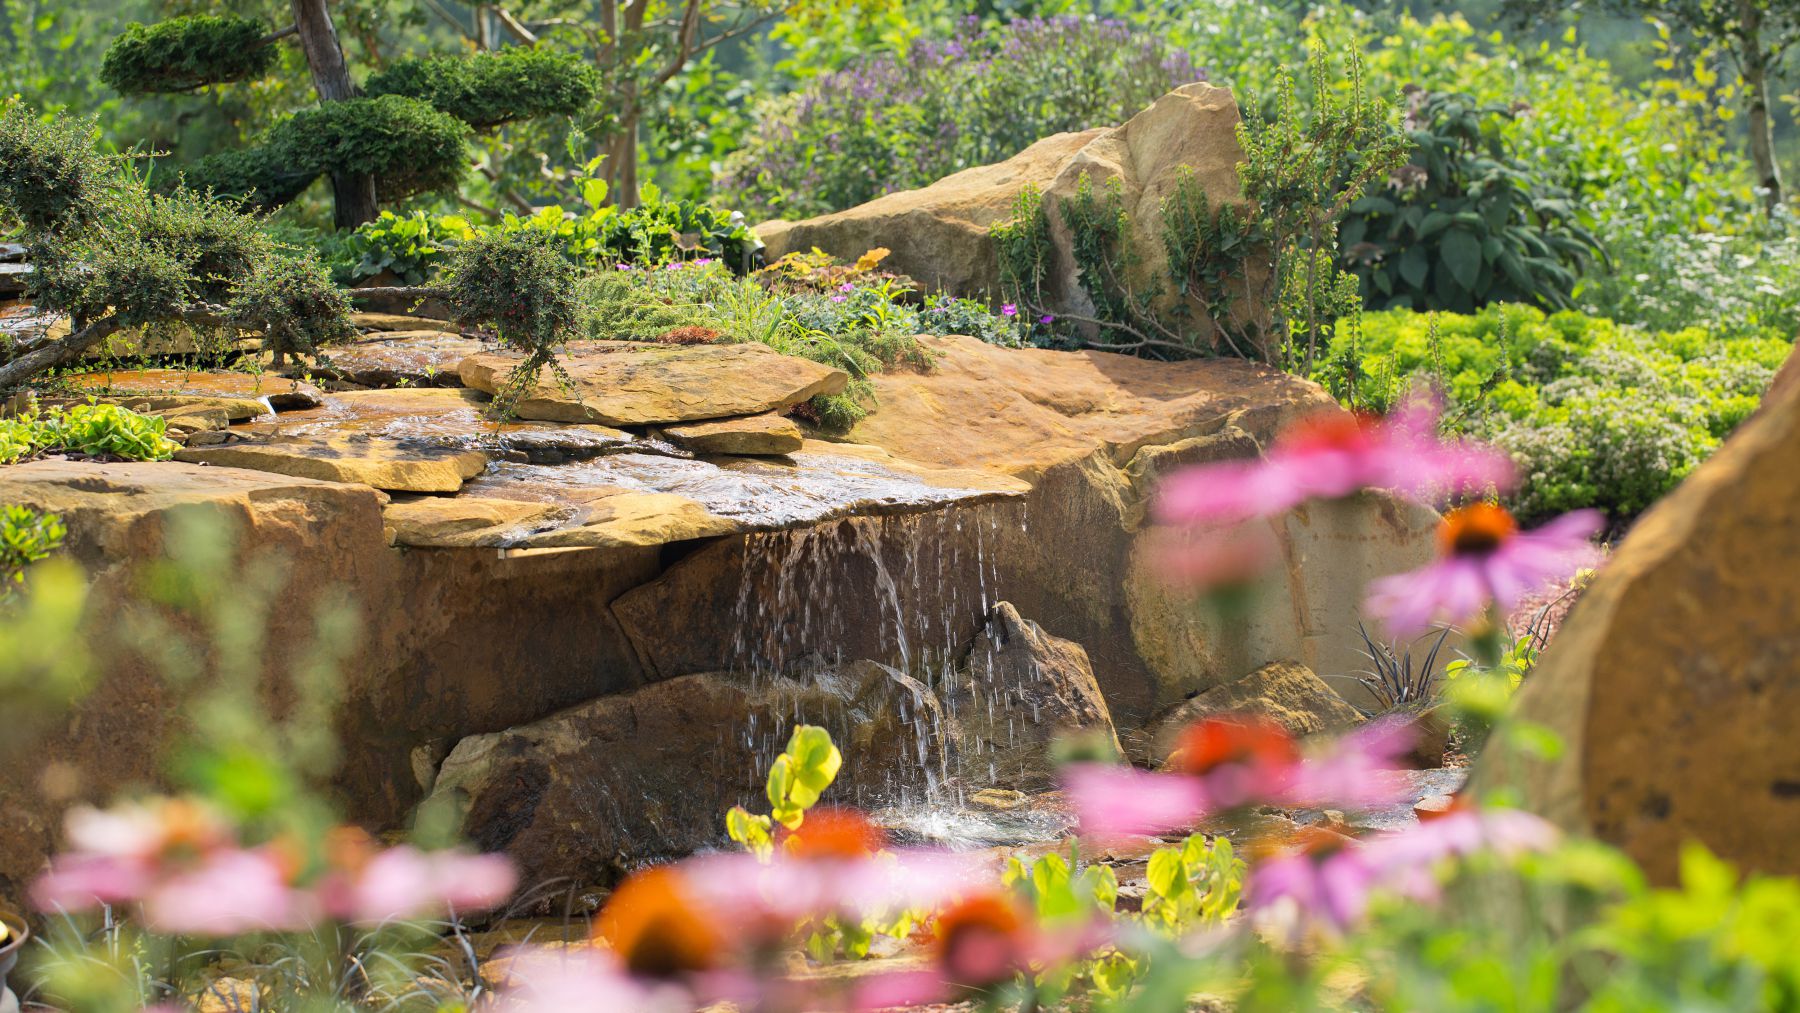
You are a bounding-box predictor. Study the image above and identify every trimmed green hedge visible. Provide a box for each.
[1319,305,1789,523]
[101,15,277,95]
[364,47,599,130]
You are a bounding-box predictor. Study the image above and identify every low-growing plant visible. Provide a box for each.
[0,504,64,599]
[445,228,580,414]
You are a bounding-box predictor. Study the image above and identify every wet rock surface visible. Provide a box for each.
[62,368,325,410]
[1135,660,1365,765]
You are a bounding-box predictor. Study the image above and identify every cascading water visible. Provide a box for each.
[718,499,1070,848]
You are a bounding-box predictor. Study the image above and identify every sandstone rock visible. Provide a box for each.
[352,311,456,332]
[382,496,562,548]
[425,662,946,885]
[457,342,848,426]
[0,459,667,897]
[1399,704,1452,770]
[663,413,805,456]
[461,445,1026,553]
[175,437,486,494]
[1475,365,1800,883]
[947,602,1119,789]
[312,330,485,388]
[55,393,272,422]
[1138,661,1363,765]
[62,369,324,410]
[193,977,265,1013]
[269,388,635,462]
[617,335,1440,724]
[758,129,1101,299]
[757,83,1256,339]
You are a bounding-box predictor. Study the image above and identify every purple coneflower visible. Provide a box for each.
[1364,503,1601,638]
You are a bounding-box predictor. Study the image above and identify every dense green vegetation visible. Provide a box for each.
[0,0,1793,510]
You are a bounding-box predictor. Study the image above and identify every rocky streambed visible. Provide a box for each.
[0,312,1444,896]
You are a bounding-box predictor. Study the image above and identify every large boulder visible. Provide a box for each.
[946,602,1119,789]
[612,336,1441,725]
[1476,368,1800,883]
[757,84,1257,341]
[423,662,945,885]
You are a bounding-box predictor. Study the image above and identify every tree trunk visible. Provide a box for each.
[291,0,379,228]
[1739,1,1784,211]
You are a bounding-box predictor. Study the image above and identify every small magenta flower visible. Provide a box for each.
[1364,503,1602,637]
[614,262,636,271]
[1001,303,1018,317]
[830,294,847,303]
[838,281,855,293]
[1039,314,1055,325]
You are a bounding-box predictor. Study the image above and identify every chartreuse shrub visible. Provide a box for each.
[0,403,178,464]
[0,505,64,601]
[1319,305,1788,522]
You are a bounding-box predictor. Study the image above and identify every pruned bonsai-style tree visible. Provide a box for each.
[0,105,355,390]
[101,2,599,229]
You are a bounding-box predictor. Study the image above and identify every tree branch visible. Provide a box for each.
[0,306,228,392]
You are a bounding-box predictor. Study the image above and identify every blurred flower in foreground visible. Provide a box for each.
[33,797,517,934]
[1154,398,1515,528]
[1248,827,1379,934]
[489,948,689,1013]
[1065,717,1409,838]
[1365,503,1603,637]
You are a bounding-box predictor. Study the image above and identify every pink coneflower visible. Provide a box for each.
[1248,828,1378,934]
[1154,398,1515,527]
[1066,716,1410,839]
[1143,520,1279,594]
[1364,503,1602,637]
[140,847,308,935]
[1365,796,1558,874]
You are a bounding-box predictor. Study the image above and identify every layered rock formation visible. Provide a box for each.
[0,321,1438,894]
[1477,363,1800,883]
[757,83,1259,341]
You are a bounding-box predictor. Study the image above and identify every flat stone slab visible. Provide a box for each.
[264,388,636,462]
[457,342,849,426]
[52,392,273,422]
[176,436,487,494]
[351,312,457,332]
[63,369,325,411]
[382,496,563,548]
[662,413,804,456]
[428,441,1027,549]
[312,331,486,388]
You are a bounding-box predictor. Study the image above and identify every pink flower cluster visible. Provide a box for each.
[1150,395,1603,635]
[31,798,516,935]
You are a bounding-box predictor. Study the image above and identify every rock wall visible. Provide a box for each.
[0,337,1439,896]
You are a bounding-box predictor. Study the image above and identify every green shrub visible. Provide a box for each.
[100,15,276,94]
[331,210,478,286]
[280,95,472,201]
[0,103,111,233]
[1342,90,1603,313]
[176,144,319,211]
[1321,304,1787,522]
[228,256,357,361]
[1,404,178,463]
[364,47,599,130]
[446,229,579,358]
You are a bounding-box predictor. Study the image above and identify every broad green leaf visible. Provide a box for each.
[1442,228,1484,292]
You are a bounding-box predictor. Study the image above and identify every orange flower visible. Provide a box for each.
[782,808,887,862]
[593,866,722,979]
[1169,716,1300,777]
[1436,502,1518,557]
[933,893,1030,989]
